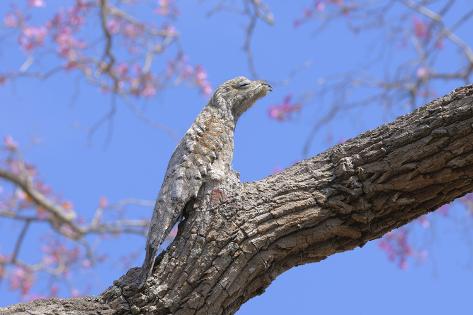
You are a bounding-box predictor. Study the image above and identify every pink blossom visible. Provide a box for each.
[181,65,193,79]
[135,73,157,97]
[15,189,27,201]
[155,0,178,16]
[9,267,34,296]
[413,16,428,40]
[54,27,85,58]
[416,66,429,80]
[156,0,171,15]
[114,64,129,78]
[19,26,48,51]
[4,13,19,28]
[267,95,301,121]
[303,8,313,18]
[42,241,81,274]
[68,8,85,27]
[0,75,7,85]
[49,285,58,297]
[28,0,45,8]
[81,259,92,268]
[195,66,207,81]
[399,259,408,270]
[166,59,177,77]
[162,25,177,38]
[106,19,120,34]
[36,207,49,219]
[201,84,212,96]
[33,181,51,195]
[141,82,157,97]
[75,0,90,11]
[123,23,143,38]
[64,60,79,70]
[316,2,326,12]
[417,215,430,228]
[62,201,74,211]
[99,196,109,208]
[49,4,86,29]
[378,229,413,269]
[194,65,212,96]
[4,135,18,151]
[23,27,46,40]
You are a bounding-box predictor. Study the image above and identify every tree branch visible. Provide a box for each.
[0,168,151,240]
[3,85,473,314]
[0,168,82,239]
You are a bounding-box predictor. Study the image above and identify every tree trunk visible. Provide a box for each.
[2,85,473,315]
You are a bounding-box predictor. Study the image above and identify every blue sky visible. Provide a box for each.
[1,1,473,313]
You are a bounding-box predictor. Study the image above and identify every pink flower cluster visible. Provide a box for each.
[4,11,21,28]
[19,26,48,51]
[167,55,212,96]
[416,66,429,80]
[155,0,179,17]
[413,16,429,41]
[378,229,413,269]
[4,0,89,62]
[267,95,301,121]
[108,63,158,97]
[4,135,18,151]
[294,0,347,27]
[28,0,45,8]
[42,240,80,275]
[48,2,90,67]
[9,267,34,296]
[0,1,210,99]
[193,65,212,96]
[106,18,144,39]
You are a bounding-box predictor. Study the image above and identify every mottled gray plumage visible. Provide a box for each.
[141,76,271,281]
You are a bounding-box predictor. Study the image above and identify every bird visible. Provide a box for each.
[141,76,272,282]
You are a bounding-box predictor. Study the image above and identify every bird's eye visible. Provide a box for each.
[237,81,250,88]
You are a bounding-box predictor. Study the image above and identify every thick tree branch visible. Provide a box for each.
[0,168,82,238]
[3,85,473,314]
[0,168,150,240]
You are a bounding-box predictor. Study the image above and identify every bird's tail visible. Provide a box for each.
[140,243,158,284]
[140,208,182,284]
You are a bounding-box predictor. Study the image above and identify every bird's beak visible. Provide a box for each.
[257,80,272,93]
[262,81,272,92]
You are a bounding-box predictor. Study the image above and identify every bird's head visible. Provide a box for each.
[210,76,272,120]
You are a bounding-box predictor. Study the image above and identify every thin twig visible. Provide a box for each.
[11,220,31,264]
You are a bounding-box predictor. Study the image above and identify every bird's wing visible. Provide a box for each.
[144,143,203,256]
[142,109,227,279]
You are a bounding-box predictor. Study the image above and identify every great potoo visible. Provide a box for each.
[141,76,272,282]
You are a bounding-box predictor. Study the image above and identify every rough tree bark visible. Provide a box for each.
[2,85,473,315]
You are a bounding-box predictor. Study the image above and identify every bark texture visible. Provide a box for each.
[2,85,473,315]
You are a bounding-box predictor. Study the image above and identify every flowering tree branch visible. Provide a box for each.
[293,0,473,155]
